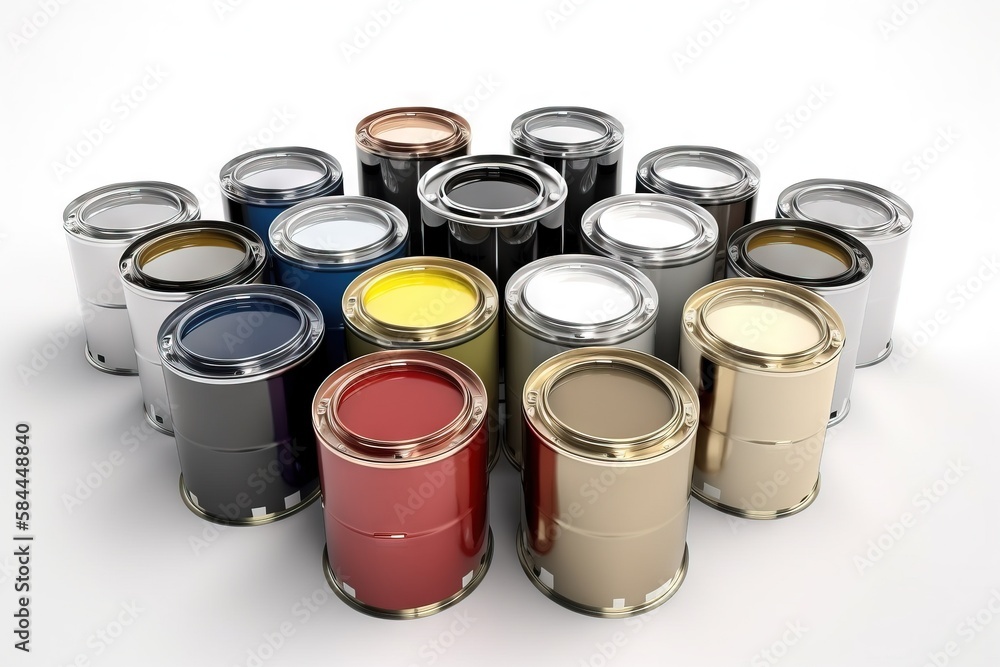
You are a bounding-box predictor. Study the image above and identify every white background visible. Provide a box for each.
[2,0,999,665]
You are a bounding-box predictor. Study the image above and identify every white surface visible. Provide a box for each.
[2,1,998,666]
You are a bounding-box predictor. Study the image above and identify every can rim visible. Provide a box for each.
[510,106,624,158]
[64,181,201,242]
[505,255,657,345]
[343,256,498,348]
[522,347,698,460]
[355,107,471,159]
[636,145,759,205]
[119,220,266,294]
[418,155,568,227]
[220,147,343,206]
[776,178,913,239]
[158,285,324,382]
[269,196,408,268]
[728,219,873,289]
[581,194,718,268]
[313,350,487,462]
[682,278,845,371]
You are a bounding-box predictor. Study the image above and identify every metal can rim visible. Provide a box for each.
[313,350,487,463]
[418,154,568,228]
[510,106,624,159]
[157,284,324,383]
[269,196,408,269]
[63,181,201,242]
[581,193,718,268]
[505,254,658,345]
[355,107,471,159]
[342,256,498,349]
[681,278,845,372]
[219,146,343,206]
[522,347,698,461]
[728,219,874,289]
[636,145,760,205]
[119,220,266,295]
[775,178,913,240]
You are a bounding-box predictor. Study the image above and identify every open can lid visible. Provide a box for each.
[356,107,471,159]
[776,178,912,240]
[511,106,623,159]
[637,145,759,206]
[64,181,200,242]
[220,146,343,207]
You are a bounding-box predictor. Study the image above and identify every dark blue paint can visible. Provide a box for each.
[269,196,408,368]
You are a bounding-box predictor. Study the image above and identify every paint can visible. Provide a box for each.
[680,278,844,518]
[120,221,267,433]
[269,196,408,367]
[63,181,200,374]
[518,347,698,617]
[776,179,912,366]
[314,350,491,618]
[581,193,717,365]
[419,154,567,294]
[220,146,344,256]
[635,146,759,280]
[727,219,873,425]
[158,285,326,524]
[503,255,657,469]
[341,257,501,470]
[510,106,623,253]
[356,107,471,254]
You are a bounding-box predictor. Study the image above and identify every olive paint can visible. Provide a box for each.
[269,196,408,367]
[581,193,717,366]
[342,257,501,470]
[356,107,472,255]
[503,255,657,469]
[510,106,623,253]
[518,347,698,617]
[680,278,844,518]
[220,146,344,257]
[776,179,912,367]
[63,181,200,374]
[635,146,759,280]
[314,350,491,618]
[419,154,567,294]
[120,221,267,434]
[727,220,873,425]
[159,285,326,525]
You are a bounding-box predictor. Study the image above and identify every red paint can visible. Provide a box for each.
[313,350,492,618]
